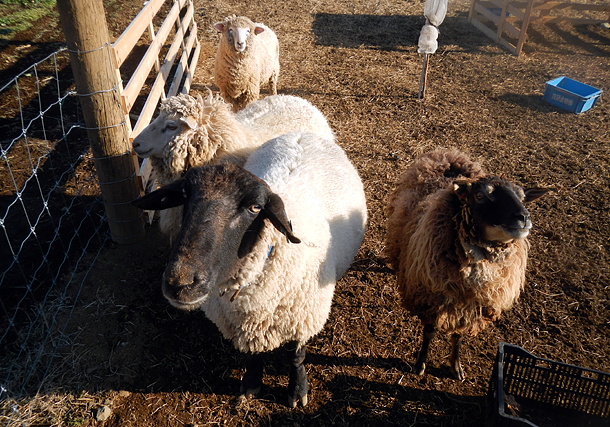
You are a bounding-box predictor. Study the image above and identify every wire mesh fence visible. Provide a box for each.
[0,48,110,423]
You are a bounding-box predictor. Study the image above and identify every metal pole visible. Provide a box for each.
[418,53,429,99]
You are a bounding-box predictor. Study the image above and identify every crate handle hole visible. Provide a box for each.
[580,370,598,380]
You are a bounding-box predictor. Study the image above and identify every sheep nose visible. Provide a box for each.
[514,212,532,228]
[514,213,527,222]
[132,141,140,149]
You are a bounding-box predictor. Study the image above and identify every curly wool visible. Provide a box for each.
[150,92,248,187]
[386,148,528,336]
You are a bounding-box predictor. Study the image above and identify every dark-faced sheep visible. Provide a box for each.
[132,131,367,407]
[386,148,548,380]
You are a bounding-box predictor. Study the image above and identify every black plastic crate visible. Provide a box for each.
[486,342,610,427]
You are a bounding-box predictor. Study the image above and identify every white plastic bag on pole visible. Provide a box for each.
[417,24,439,54]
[418,0,448,98]
[423,0,448,27]
[417,0,448,54]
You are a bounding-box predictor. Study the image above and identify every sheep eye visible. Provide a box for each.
[249,205,262,214]
[165,122,178,131]
[475,191,484,200]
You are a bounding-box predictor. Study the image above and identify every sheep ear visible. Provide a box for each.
[524,187,551,203]
[453,179,471,201]
[254,26,265,35]
[213,22,225,32]
[263,193,301,244]
[180,116,198,130]
[132,179,187,211]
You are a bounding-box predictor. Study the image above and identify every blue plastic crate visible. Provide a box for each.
[543,76,602,114]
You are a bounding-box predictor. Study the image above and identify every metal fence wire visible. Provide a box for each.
[0,48,110,416]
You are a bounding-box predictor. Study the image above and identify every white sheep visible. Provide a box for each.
[386,148,548,380]
[213,15,279,112]
[132,131,368,407]
[132,92,335,240]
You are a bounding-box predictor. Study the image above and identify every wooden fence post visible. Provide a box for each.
[57,0,145,244]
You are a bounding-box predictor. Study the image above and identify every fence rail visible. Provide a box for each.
[112,0,200,194]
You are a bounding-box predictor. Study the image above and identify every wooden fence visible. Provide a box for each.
[111,0,201,200]
[468,0,610,56]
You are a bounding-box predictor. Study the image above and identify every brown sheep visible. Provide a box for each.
[386,148,548,380]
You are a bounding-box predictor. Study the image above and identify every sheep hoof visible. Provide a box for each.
[287,372,308,408]
[240,385,261,398]
[413,362,426,376]
[287,392,308,408]
[241,353,264,397]
[450,364,465,381]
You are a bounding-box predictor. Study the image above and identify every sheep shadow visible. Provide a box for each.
[261,373,486,425]
[238,351,470,411]
[311,12,495,52]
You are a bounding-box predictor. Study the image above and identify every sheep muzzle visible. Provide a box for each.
[162,270,209,310]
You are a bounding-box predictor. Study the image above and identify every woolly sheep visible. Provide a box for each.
[132,92,335,240]
[213,15,279,112]
[386,149,548,380]
[132,131,368,407]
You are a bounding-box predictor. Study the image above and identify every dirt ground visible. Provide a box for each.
[2,0,610,426]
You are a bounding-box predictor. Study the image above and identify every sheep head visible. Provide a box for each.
[214,15,266,53]
[453,177,549,244]
[132,93,205,160]
[133,92,241,185]
[132,163,300,311]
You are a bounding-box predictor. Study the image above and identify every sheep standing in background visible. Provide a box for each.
[214,15,279,112]
[132,131,368,407]
[386,149,548,380]
[132,92,334,241]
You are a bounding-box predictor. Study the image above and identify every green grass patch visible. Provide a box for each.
[0,0,57,38]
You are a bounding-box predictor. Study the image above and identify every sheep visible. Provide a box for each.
[132,91,335,241]
[385,148,548,380]
[213,15,280,112]
[132,131,368,407]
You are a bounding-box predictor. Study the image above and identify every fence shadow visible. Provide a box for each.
[311,12,495,52]
[525,23,610,57]
[0,40,66,90]
[0,49,109,392]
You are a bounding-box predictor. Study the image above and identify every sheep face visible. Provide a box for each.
[214,17,265,53]
[453,177,546,243]
[132,111,197,159]
[132,163,300,311]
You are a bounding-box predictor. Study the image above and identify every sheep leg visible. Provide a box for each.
[240,353,264,397]
[414,324,436,376]
[449,333,465,381]
[284,341,308,408]
[269,74,278,95]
